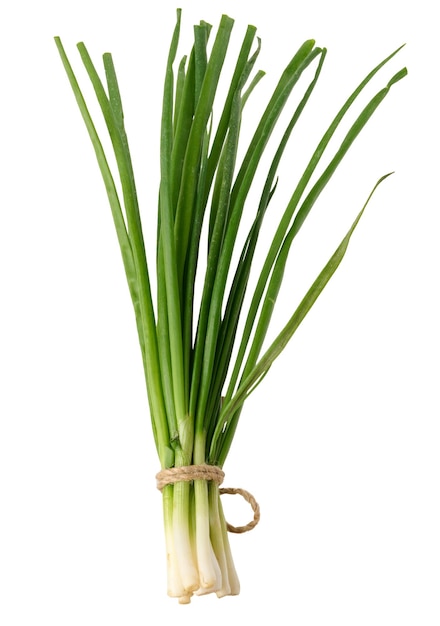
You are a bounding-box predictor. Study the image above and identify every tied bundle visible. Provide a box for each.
[55,9,406,603]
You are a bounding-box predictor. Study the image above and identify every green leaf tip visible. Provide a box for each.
[388,67,408,86]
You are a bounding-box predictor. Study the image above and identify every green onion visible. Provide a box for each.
[54,9,406,603]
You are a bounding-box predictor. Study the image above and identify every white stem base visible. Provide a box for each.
[162,480,240,603]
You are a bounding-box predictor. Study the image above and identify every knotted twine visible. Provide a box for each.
[156,464,260,533]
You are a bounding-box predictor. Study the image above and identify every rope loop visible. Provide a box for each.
[155,464,260,533]
[219,487,260,533]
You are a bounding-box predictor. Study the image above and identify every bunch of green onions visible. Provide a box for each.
[55,10,406,603]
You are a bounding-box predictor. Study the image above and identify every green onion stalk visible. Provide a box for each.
[54,9,406,603]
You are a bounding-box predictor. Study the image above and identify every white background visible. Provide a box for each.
[1,0,438,624]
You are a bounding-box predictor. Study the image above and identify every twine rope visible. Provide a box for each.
[156,464,225,489]
[156,464,260,534]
